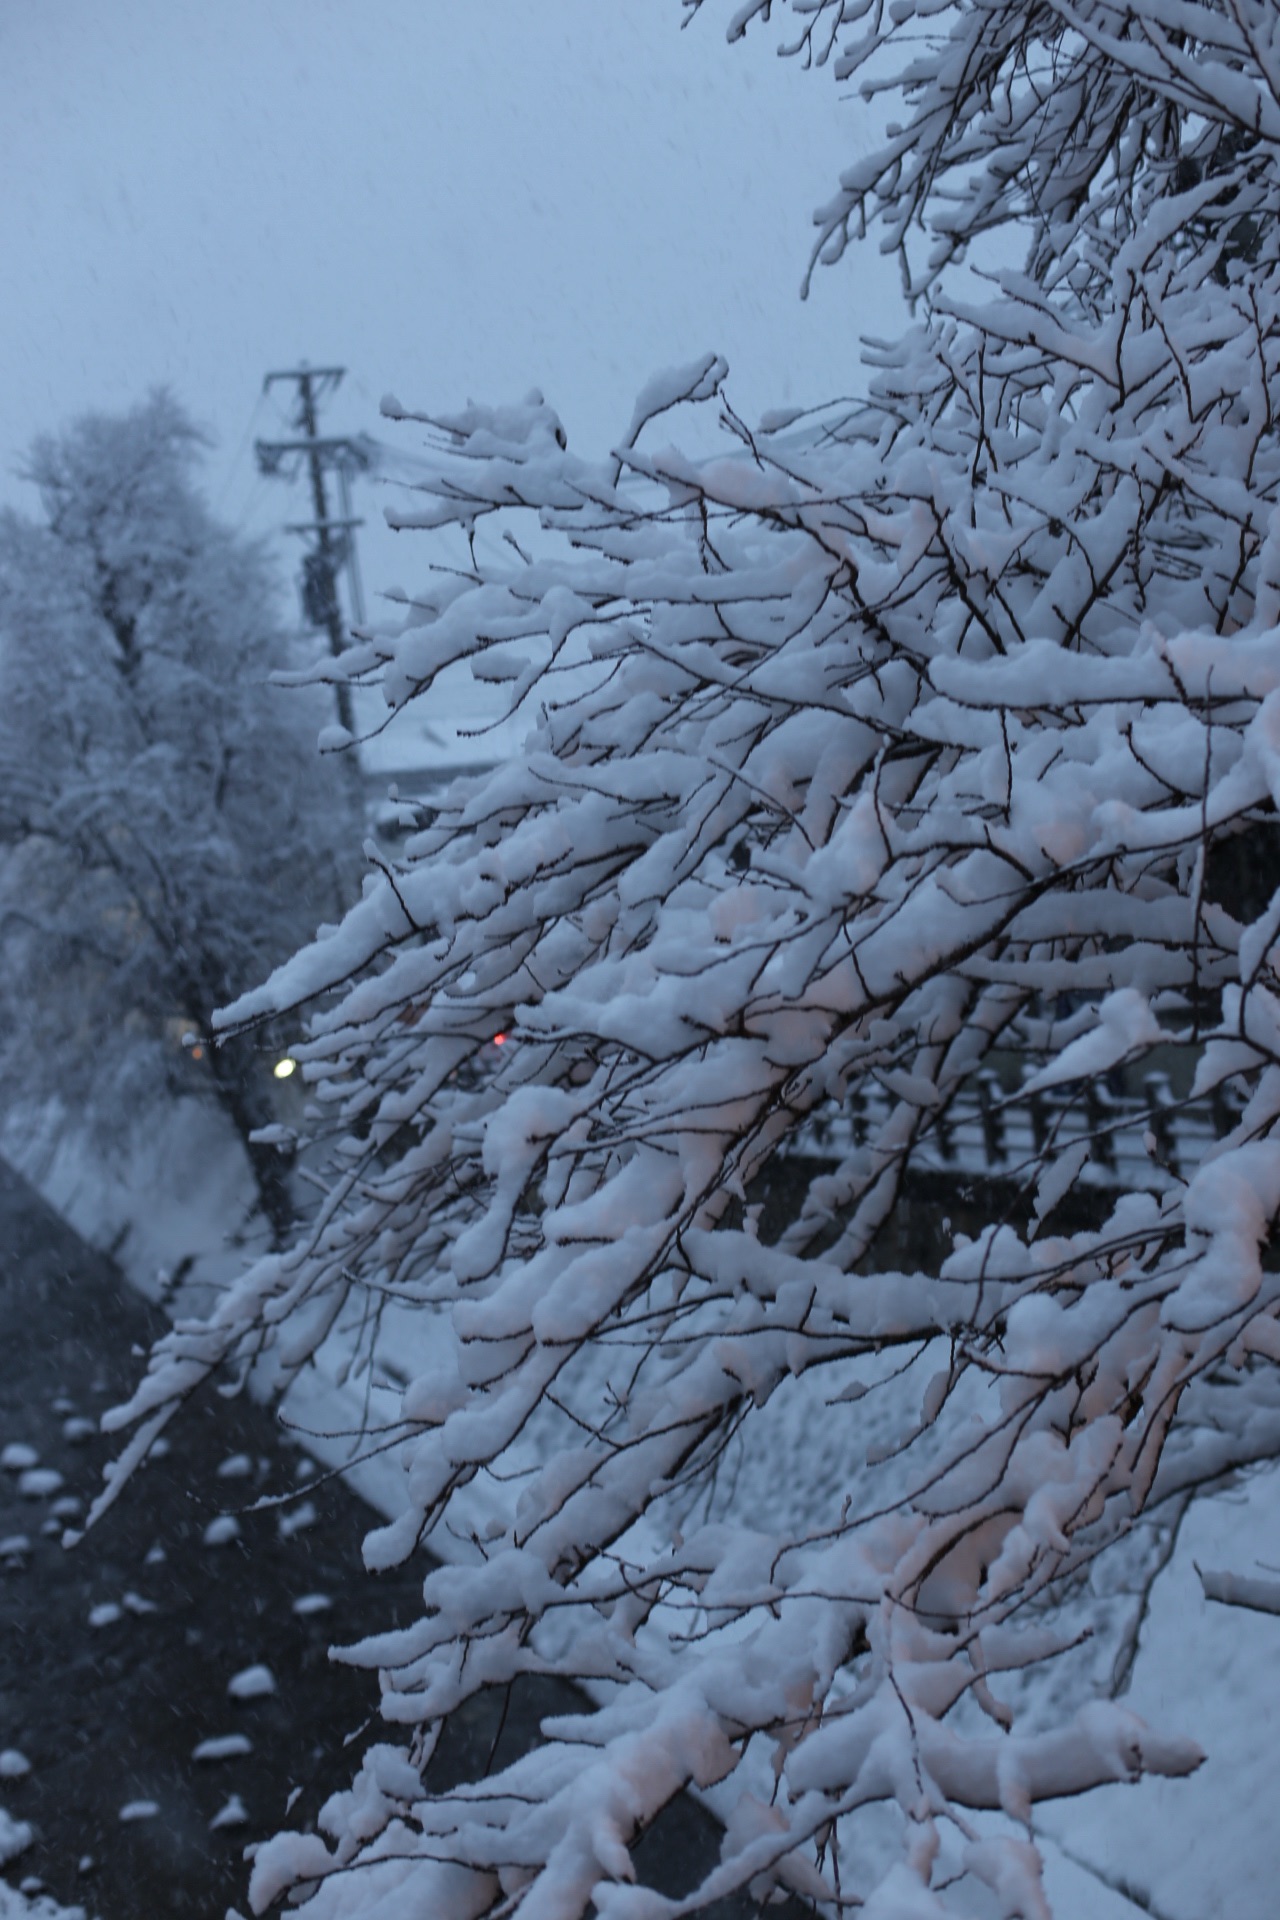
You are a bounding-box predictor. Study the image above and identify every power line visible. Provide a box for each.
[212,389,268,516]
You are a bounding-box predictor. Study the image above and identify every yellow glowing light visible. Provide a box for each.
[273,1057,297,1080]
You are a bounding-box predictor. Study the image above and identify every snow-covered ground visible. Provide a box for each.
[0,1888,84,1920]
[1,1098,269,1315]
[0,1774,81,1920]
[7,1098,1279,1920]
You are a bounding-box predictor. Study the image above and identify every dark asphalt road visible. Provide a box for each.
[0,1160,801,1920]
[0,1155,438,1917]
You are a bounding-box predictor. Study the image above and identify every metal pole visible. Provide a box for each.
[337,461,366,628]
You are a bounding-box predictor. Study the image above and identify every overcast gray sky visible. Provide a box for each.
[1,2,904,754]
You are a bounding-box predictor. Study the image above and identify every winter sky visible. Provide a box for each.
[1,1,906,630]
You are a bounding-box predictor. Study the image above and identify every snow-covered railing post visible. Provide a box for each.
[975,1068,1005,1167]
[1143,1072,1179,1176]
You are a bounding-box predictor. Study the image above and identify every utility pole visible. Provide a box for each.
[255,364,369,740]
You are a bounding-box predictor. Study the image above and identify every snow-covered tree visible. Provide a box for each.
[115,4,1280,1915]
[0,393,360,1243]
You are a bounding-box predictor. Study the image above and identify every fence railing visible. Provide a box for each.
[785,1069,1246,1194]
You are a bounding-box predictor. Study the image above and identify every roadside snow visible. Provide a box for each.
[0,1887,84,1920]
[1,1097,265,1318]
[0,1807,32,1866]
[202,1515,241,1547]
[227,1664,276,1702]
[1038,1465,1280,1920]
[117,1801,159,1823]
[192,1734,253,1763]
[209,1794,248,1831]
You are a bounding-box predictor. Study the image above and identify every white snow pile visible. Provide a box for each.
[202,1514,241,1547]
[210,1794,249,1832]
[0,1808,32,1867]
[192,1734,253,1763]
[227,1665,276,1702]
[116,1801,159,1824]
[0,1888,84,1920]
[291,1593,331,1617]
[15,1471,61,1502]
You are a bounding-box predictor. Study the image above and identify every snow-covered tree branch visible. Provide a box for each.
[114,4,1280,1914]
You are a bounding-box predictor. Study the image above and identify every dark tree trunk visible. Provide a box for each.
[203,1033,296,1247]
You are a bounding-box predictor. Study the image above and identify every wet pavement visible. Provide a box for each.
[0,1160,799,1920]
[0,1156,437,1917]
